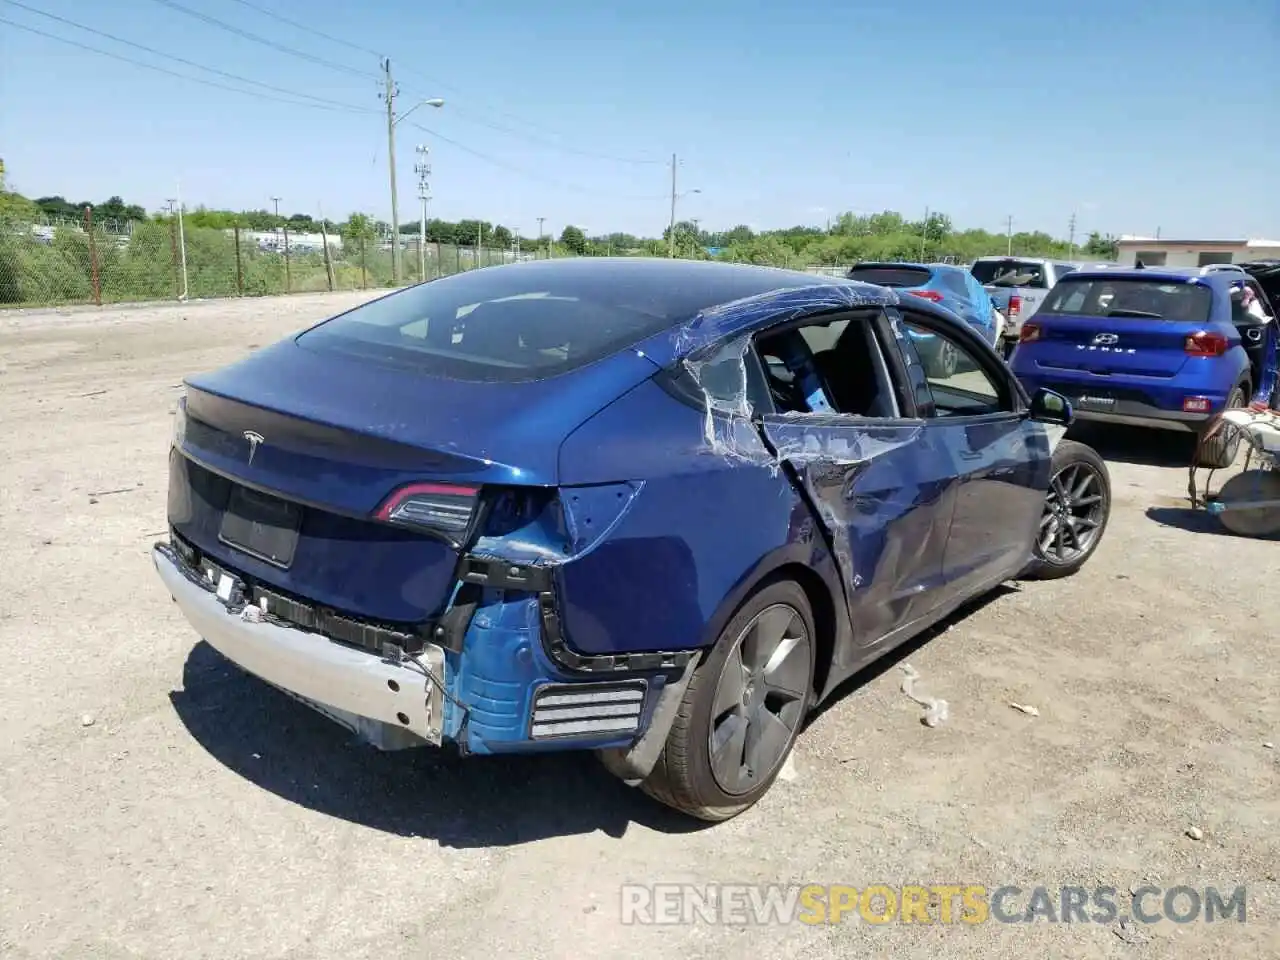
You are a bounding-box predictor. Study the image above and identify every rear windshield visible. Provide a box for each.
[845,266,932,288]
[297,271,694,382]
[970,259,1048,288]
[1038,278,1213,322]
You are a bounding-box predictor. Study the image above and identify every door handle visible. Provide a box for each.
[959,449,984,461]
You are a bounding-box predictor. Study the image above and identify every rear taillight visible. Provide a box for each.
[1007,295,1022,317]
[1182,397,1212,413]
[1019,322,1041,343]
[908,289,944,302]
[375,482,480,541]
[1184,331,1228,357]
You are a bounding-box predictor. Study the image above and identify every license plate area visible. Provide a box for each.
[218,485,302,568]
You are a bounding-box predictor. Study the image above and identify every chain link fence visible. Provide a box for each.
[0,214,536,309]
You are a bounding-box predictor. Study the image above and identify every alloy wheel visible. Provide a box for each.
[936,340,958,378]
[707,603,811,796]
[1038,461,1107,565]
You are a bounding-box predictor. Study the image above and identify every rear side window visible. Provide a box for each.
[1039,278,1213,322]
[298,276,686,382]
[846,266,933,288]
[970,259,1048,288]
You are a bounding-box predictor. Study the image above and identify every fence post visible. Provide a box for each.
[434,240,441,280]
[83,206,102,306]
[282,226,292,294]
[320,221,335,291]
[455,245,461,274]
[170,215,180,297]
[360,237,368,289]
[234,225,244,296]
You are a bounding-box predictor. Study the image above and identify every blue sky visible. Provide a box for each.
[1,0,1277,240]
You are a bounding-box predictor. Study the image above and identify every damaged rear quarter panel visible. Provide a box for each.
[554,376,842,657]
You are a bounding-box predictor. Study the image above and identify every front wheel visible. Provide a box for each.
[1021,439,1112,580]
[639,579,815,821]
[926,339,959,378]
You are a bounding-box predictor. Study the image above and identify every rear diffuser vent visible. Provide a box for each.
[529,681,647,740]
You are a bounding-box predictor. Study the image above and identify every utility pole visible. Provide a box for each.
[476,222,482,268]
[1067,211,1077,260]
[381,58,402,284]
[668,152,678,258]
[920,206,930,261]
[1005,215,1014,256]
[537,217,545,259]
[414,144,430,281]
[513,228,520,259]
[271,196,281,249]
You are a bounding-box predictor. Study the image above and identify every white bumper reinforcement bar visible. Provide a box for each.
[153,545,446,748]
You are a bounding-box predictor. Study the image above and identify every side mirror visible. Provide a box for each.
[1029,387,1073,426]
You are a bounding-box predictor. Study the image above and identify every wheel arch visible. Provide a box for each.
[696,547,846,699]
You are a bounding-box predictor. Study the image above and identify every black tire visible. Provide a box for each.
[1021,439,1112,580]
[925,339,959,379]
[1194,385,1248,469]
[639,579,816,822]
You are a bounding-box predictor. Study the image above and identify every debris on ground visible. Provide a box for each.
[1009,702,1041,717]
[1264,742,1274,750]
[80,714,95,727]
[900,664,948,727]
[1114,918,1152,945]
[1186,826,1204,841]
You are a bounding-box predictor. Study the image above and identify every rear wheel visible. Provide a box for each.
[1021,440,1111,580]
[1195,385,1248,469]
[640,579,815,821]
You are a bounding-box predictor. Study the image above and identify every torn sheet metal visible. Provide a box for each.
[670,281,900,361]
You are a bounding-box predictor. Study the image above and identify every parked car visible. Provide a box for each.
[845,261,1000,376]
[154,258,1110,822]
[970,257,1085,350]
[1010,263,1280,467]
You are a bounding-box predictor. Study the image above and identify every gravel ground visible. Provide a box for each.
[1,292,1276,959]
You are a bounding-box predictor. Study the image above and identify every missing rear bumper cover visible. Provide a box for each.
[457,554,695,675]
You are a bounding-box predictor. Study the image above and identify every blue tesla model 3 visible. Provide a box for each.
[155,257,1110,820]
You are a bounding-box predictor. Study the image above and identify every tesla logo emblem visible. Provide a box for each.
[243,431,264,465]
[1092,333,1119,346]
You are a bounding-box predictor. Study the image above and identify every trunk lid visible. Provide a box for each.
[1024,313,1194,377]
[170,336,659,623]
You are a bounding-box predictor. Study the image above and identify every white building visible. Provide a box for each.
[1115,236,1280,268]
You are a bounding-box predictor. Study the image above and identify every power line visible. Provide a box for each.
[394,64,663,166]
[0,0,373,114]
[0,15,373,113]
[441,108,664,166]
[223,0,384,59]
[145,0,377,80]
[407,121,665,201]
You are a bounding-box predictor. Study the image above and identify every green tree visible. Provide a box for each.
[559,225,587,255]
[1083,231,1118,260]
[340,213,376,249]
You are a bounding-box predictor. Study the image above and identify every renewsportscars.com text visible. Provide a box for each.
[620,883,1248,926]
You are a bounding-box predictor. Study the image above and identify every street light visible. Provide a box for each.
[387,96,444,284]
[271,196,281,248]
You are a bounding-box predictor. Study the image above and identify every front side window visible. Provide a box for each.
[901,319,1006,417]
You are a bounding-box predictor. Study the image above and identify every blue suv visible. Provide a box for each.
[1010,263,1279,466]
[846,262,999,376]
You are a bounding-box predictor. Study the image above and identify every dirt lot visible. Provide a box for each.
[1,292,1276,959]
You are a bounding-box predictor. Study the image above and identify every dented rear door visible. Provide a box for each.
[758,414,957,658]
